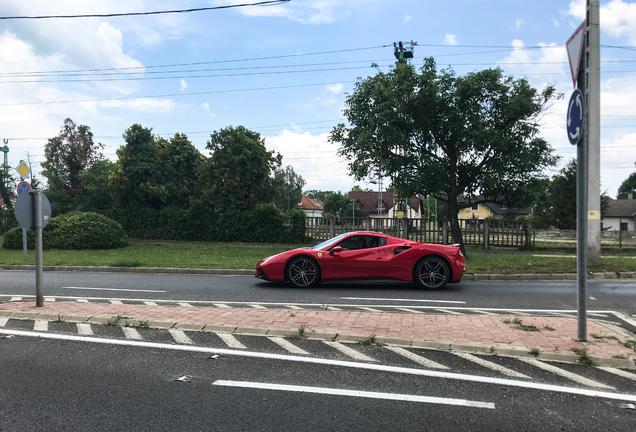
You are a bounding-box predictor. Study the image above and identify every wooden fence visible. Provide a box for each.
[304,217,533,249]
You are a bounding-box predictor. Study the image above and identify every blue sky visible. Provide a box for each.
[1,0,636,197]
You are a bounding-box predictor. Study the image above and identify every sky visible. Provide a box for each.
[1,0,636,198]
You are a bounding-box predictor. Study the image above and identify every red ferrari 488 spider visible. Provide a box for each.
[256,231,465,289]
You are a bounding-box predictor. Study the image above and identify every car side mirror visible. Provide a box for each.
[330,246,342,255]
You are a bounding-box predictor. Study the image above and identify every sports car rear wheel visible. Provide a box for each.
[287,257,321,288]
[414,257,450,289]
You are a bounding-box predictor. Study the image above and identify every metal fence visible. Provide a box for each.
[305,217,533,249]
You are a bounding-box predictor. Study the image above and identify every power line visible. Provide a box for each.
[0,1,290,20]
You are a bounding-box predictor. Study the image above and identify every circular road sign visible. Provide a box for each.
[567,89,584,145]
[16,181,31,196]
[13,191,52,230]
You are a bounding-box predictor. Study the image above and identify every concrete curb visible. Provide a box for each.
[2,264,636,280]
[1,311,633,369]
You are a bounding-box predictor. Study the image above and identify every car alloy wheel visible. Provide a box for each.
[415,257,450,289]
[287,257,320,288]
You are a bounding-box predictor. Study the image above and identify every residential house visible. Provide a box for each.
[347,191,423,219]
[297,194,324,222]
[602,197,636,232]
[457,196,532,225]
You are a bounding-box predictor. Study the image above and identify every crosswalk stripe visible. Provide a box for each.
[322,341,376,362]
[10,297,22,302]
[436,309,464,315]
[599,367,636,381]
[144,301,158,306]
[77,323,93,335]
[0,318,8,327]
[269,337,310,355]
[386,346,449,369]
[216,332,246,349]
[177,302,193,308]
[358,307,384,313]
[396,308,424,314]
[453,352,531,379]
[110,300,123,305]
[214,303,232,308]
[76,298,89,303]
[251,304,267,309]
[33,320,48,331]
[521,358,614,389]
[122,327,142,340]
[169,329,194,345]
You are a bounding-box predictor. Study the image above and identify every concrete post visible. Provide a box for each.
[330,216,335,238]
[483,219,489,251]
[442,218,448,244]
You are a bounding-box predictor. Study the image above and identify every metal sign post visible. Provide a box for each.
[32,191,44,307]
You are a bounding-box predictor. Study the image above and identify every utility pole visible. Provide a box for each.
[586,0,601,266]
[0,139,8,184]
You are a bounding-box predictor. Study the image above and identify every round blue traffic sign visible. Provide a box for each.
[567,89,584,145]
[17,181,31,196]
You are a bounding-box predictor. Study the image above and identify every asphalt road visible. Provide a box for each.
[1,334,635,431]
[1,269,636,316]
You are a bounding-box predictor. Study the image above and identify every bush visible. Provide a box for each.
[2,211,128,250]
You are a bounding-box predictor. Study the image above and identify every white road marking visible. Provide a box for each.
[521,359,614,389]
[474,310,499,316]
[341,297,466,304]
[612,311,636,328]
[0,318,8,327]
[599,367,636,382]
[76,323,93,336]
[386,346,449,370]
[143,301,158,306]
[453,352,531,379]
[268,337,310,355]
[213,380,495,409]
[44,297,55,302]
[63,287,166,293]
[589,297,597,300]
[3,328,636,403]
[250,304,267,309]
[177,302,193,308]
[76,298,89,303]
[33,320,48,331]
[10,297,22,302]
[397,308,424,314]
[122,327,142,340]
[216,332,246,349]
[586,313,608,317]
[323,341,376,362]
[287,305,303,310]
[358,307,383,313]
[436,309,464,315]
[214,303,232,308]
[169,329,194,345]
[110,300,123,305]
[323,306,341,311]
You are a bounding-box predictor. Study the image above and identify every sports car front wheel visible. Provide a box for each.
[414,257,450,289]
[286,257,321,288]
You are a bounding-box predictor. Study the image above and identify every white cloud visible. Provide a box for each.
[568,0,586,20]
[498,39,567,77]
[515,18,523,30]
[326,83,344,94]
[95,23,144,71]
[403,15,412,23]
[213,0,349,25]
[100,98,176,113]
[201,102,216,116]
[553,18,560,27]
[569,0,636,45]
[443,34,458,46]
[180,79,188,91]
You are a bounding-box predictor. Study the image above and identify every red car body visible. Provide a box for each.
[256,231,465,289]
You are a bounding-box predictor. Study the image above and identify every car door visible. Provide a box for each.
[321,235,387,280]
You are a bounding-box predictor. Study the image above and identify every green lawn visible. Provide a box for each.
[1,240,635,274]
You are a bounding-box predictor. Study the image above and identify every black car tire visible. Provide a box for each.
[286,257,321,288]
[414,256,450,289]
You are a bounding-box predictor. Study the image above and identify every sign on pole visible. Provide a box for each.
[566,21,586,87]
[16,160,30,180]
[17,181,31,196]
[567,89,584,145]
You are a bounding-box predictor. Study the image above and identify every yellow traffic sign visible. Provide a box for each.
[16,160,30,179]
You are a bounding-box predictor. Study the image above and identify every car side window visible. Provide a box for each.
[336,235,385,251]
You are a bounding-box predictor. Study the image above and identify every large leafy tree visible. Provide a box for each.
[617,172,636,199]
[330,58,559,252]
[273,165,306,212]
[204,126,281,211]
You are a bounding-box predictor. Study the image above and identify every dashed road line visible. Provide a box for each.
[474,310,500,316]
[0,318,8,327]
[268,337,310,355]
[10,297,22,302]
[213,380,495,409]
[144,301,158,306]
[122,327,142,340]
[251,304,267,309]
[76,298,88,303]
[453,352,531,379]
[76,323,93,336]
[169,329,194,345]
[323,341,376,362]
[33,320,48,331]
[214,303,232,308]
[216,332,246,349]
[599,367,636,382]
[44,297,55,302]
[396,308,424,314]
[323,306,341,311]
[341,297,466,304]
[358,307,384,313]
[436,309,464,315]
[521,358,614,389]
[386,346,449,369]
[177,302,193,308]
[287,305,303,310]
[110,300,123,305]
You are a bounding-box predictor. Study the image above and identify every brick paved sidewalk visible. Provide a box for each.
[1,301,634,367]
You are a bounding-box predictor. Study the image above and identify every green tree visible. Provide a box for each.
[273,165,306,212]
[330,58,559,253]
[322,191,369,218]
[204,126,281,211]
[617,172,636,199]
[75,159,118,215]
[351,185,373,192]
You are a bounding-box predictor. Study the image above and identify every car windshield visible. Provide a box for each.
[310,233,349,251]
